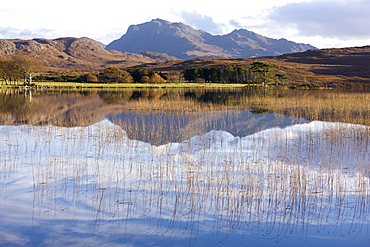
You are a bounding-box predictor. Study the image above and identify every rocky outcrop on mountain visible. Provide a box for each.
[0,37,177,69]
[106,19,315,59]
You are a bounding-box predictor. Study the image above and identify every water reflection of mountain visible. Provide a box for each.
[1,119,368,247]
[0,90,122,126]
[0,88,281,127]
[107,110,309,145]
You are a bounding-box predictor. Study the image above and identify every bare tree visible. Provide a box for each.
[0,58,17,85]
[0,56,42,85]
[13,55,42,85]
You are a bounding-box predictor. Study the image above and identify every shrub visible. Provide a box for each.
[80,73,99,83]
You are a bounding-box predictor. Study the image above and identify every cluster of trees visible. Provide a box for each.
[80,67,167,84]
[33,67,169,84]
[0,55,287,86]
[183,61,284,86]
[0,56,41,85]
[36,67,168,84]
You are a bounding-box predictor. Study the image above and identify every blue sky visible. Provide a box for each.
[1,0,369,48]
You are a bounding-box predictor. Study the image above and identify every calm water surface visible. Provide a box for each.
[0,88,369,246]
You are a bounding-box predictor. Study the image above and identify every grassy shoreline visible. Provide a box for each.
[1,82,263,89]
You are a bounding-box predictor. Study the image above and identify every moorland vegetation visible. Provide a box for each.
[1,44,370,89]
[0,55,289,87]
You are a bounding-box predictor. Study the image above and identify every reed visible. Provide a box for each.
[110,90,370,126]
[1,116,369,246]
[240,91,370,126]
[1,89,370,246]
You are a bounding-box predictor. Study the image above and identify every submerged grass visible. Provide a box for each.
[0,88,369,128]
[1,88,369,246]
[243,92,370,126]
[1,118,369,245]
[115,90,370,125]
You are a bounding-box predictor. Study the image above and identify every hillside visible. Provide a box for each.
[0,31,369,86]
[0,37,177,69]
[106,19,315,59]
[143,45,370,86]
[270,46,370,86]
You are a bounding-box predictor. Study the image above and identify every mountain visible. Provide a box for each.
[80,37,106,48]
[0,37,177,69]
[140,45,370,86]
[106,19,316,59]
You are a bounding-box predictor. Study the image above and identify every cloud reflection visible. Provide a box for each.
[0,119,369,246]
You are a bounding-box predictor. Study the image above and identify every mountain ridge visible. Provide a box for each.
[0,37,177,69]
[106,18,316,59]
[0,19,369,86]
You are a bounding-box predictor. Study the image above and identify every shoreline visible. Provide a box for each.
[0,82,332,90]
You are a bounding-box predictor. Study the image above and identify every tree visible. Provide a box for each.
[100,67,122,82]
[0,58,19,85]
[100,67,133,83]
[148,73,166,83]
[13,55,42,85]
[80,73,99,82]
[276,73,288,85]
[117,70,134,83]
[209,67,220,83]
[0,58,10,85]
[222,65,235,83]
[127,68,155,83]
[199,67,211,82]
[183,68,199,82]
[167,71,184,83]
[141,75,150,83]
[250,61,276,86]
[0,56,42,85]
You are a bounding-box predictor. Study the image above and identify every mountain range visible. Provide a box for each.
[106,19,315,59]
[1,19,369,86]
[0,37,177,69]
[0,19,316,69]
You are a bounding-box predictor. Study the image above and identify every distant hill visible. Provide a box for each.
[1,30,369,86]
[141,45,370,86]
[80,37,106,48]
[106,19,316,59]
[0,37,177,69]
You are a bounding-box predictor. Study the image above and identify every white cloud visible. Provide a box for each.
[178,11,224,34]
[0,0,369,48]
[0,27,58,40]
[266,0,370,39]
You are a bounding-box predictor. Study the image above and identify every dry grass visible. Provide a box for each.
[116,90,370,126]
[244,91,370,125]
[2,89,369,244]
[118,97,214,112]
[1,88,369,128]
[4,117,368,244]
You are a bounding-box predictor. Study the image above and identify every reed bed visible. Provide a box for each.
[1,89,370,246]
[1,88,369,128]
[112,90,370,126]
[1,119,369,246]
[241,91,370,126]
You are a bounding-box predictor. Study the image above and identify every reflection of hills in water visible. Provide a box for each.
[0,88,294,129]
[1,119,369,246]
[0,90,121,126]
[0,89,309,145]
[107,110,309,145]
[0,88,272,127]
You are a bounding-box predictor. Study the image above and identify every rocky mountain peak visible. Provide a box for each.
[106,19,315,59]
[0,37,177,69]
